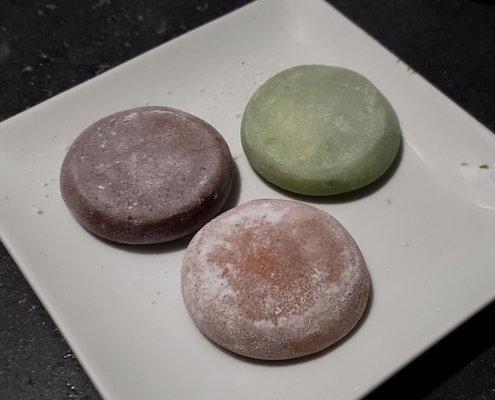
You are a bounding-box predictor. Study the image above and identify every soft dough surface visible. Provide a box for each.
[181,199,371,360]
[60,106,233,244]
[241,65,402,195]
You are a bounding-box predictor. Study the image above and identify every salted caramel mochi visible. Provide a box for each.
[181,199,370,360]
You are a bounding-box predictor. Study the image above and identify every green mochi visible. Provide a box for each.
[241,65,402,195]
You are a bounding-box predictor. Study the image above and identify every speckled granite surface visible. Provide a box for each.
[0,1,494,399]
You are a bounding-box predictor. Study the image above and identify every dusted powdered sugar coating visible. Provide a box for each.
[60,106,233,244]
[181,199,370,360]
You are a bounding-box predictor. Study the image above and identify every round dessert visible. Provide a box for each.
[181,199,370,360]
[60,106,233,244]
[241,65,402,195]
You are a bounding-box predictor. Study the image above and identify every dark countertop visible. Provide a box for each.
[0,1,494,399]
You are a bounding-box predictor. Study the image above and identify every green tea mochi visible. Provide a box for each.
[241,65,402,195]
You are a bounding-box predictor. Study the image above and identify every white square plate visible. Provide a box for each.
[1,0,495,399]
